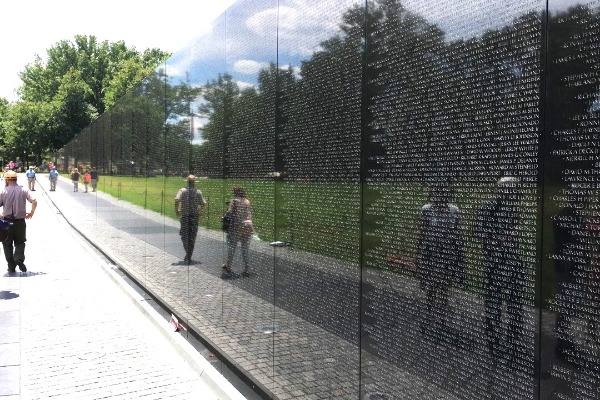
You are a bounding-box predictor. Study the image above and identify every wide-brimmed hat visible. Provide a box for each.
[4,170,17,180]
[186,174,197,183]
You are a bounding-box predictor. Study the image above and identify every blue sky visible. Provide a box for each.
[0,0,237,101]
[153,0,581,142]
[1,0,576,102]
[165,0,574,91]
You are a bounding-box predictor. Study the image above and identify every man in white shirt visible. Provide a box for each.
[0,170,37,273]
[26,166,36,191]
[174,175,206,264]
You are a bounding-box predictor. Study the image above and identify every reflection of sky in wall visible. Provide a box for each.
[164,0,585,91]
[401,0,583,42]
[277,0,357,67]
[548,0,594,13]
[226,0,278,88]
[402,0,547,42]
[164,0,354,90]
[161,0,597,131]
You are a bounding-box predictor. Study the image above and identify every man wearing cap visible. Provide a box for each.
[49,167,59,191]
[175,175,206,264]
[26,166,36,191]
[0,170,37,273]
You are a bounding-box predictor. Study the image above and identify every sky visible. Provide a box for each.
[0,0,237,101]
[1,0,577,103]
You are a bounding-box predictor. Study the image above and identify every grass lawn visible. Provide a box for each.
[75,174,555,302]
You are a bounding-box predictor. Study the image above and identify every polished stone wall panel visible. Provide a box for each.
[55,0,600,399]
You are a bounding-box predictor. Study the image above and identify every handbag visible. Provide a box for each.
[221,211,233,232]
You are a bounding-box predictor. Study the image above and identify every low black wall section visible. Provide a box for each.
[57,0,600,399]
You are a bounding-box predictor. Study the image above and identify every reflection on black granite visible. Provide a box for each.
[54,0,600,398]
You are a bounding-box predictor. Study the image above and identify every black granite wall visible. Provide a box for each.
[57,0,600,398]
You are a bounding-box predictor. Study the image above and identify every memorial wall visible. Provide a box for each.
[56,0,600,399]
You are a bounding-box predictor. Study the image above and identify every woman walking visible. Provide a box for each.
[222,185,253,276]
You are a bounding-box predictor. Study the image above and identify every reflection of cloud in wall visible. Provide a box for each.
[590,96,600,113]
[549,0,590,13]
[403,0,546,41]
[236,80,256,90]
[165,62,188,84]
[233,60,268,75]
[280,64,302,79]
[248,1,349,58]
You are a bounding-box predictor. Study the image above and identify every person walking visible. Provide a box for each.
[474,176,527,366]
[26,166,36,191]
[417,183,463,343]
[49,167,59,191]
[83,171,91,193]
[70,168,80,192]
[222,185,254,276]
[90,167,99,192]
[0,170,37,273]
[174,175,206,264]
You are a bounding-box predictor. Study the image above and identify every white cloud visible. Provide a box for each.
[403,0,547,41]
[0,0,236,101]
[236,80,256,90]
[233,60,268,75]
[247,1,351,58]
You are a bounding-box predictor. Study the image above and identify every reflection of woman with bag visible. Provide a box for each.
[222,185,253,276]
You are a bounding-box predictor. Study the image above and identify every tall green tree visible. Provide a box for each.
[3,100,56,164]
[5,35,169,161]
[197,73,239,176]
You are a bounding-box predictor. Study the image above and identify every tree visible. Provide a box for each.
[4,35,169,161]
[3,101,56,165]
[197,73,239,176]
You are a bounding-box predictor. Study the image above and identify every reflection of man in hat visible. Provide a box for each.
[474,176,526,364]
[0,170,37,273]
[175,175,206,264]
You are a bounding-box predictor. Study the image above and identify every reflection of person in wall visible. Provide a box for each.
[222,185,253,277]
[89,168,99,192]
[70,168,80,192]
[551,191,586,362]
[552,188,600,364]
[418,182,463,342]
[474,176,526,363]
[175,175,206,264]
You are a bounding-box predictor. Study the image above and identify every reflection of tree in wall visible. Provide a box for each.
[197,74,239,178]
[366,0,542,184]
[193,0,546,184]
[85,69,200,176]
[279,10,363,182]
[227,64,279,178]
[545,5,600,178]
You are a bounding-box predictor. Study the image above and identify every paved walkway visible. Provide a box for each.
[31,174,474,399]
[16,173,564,400]
[0,174,246,399]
